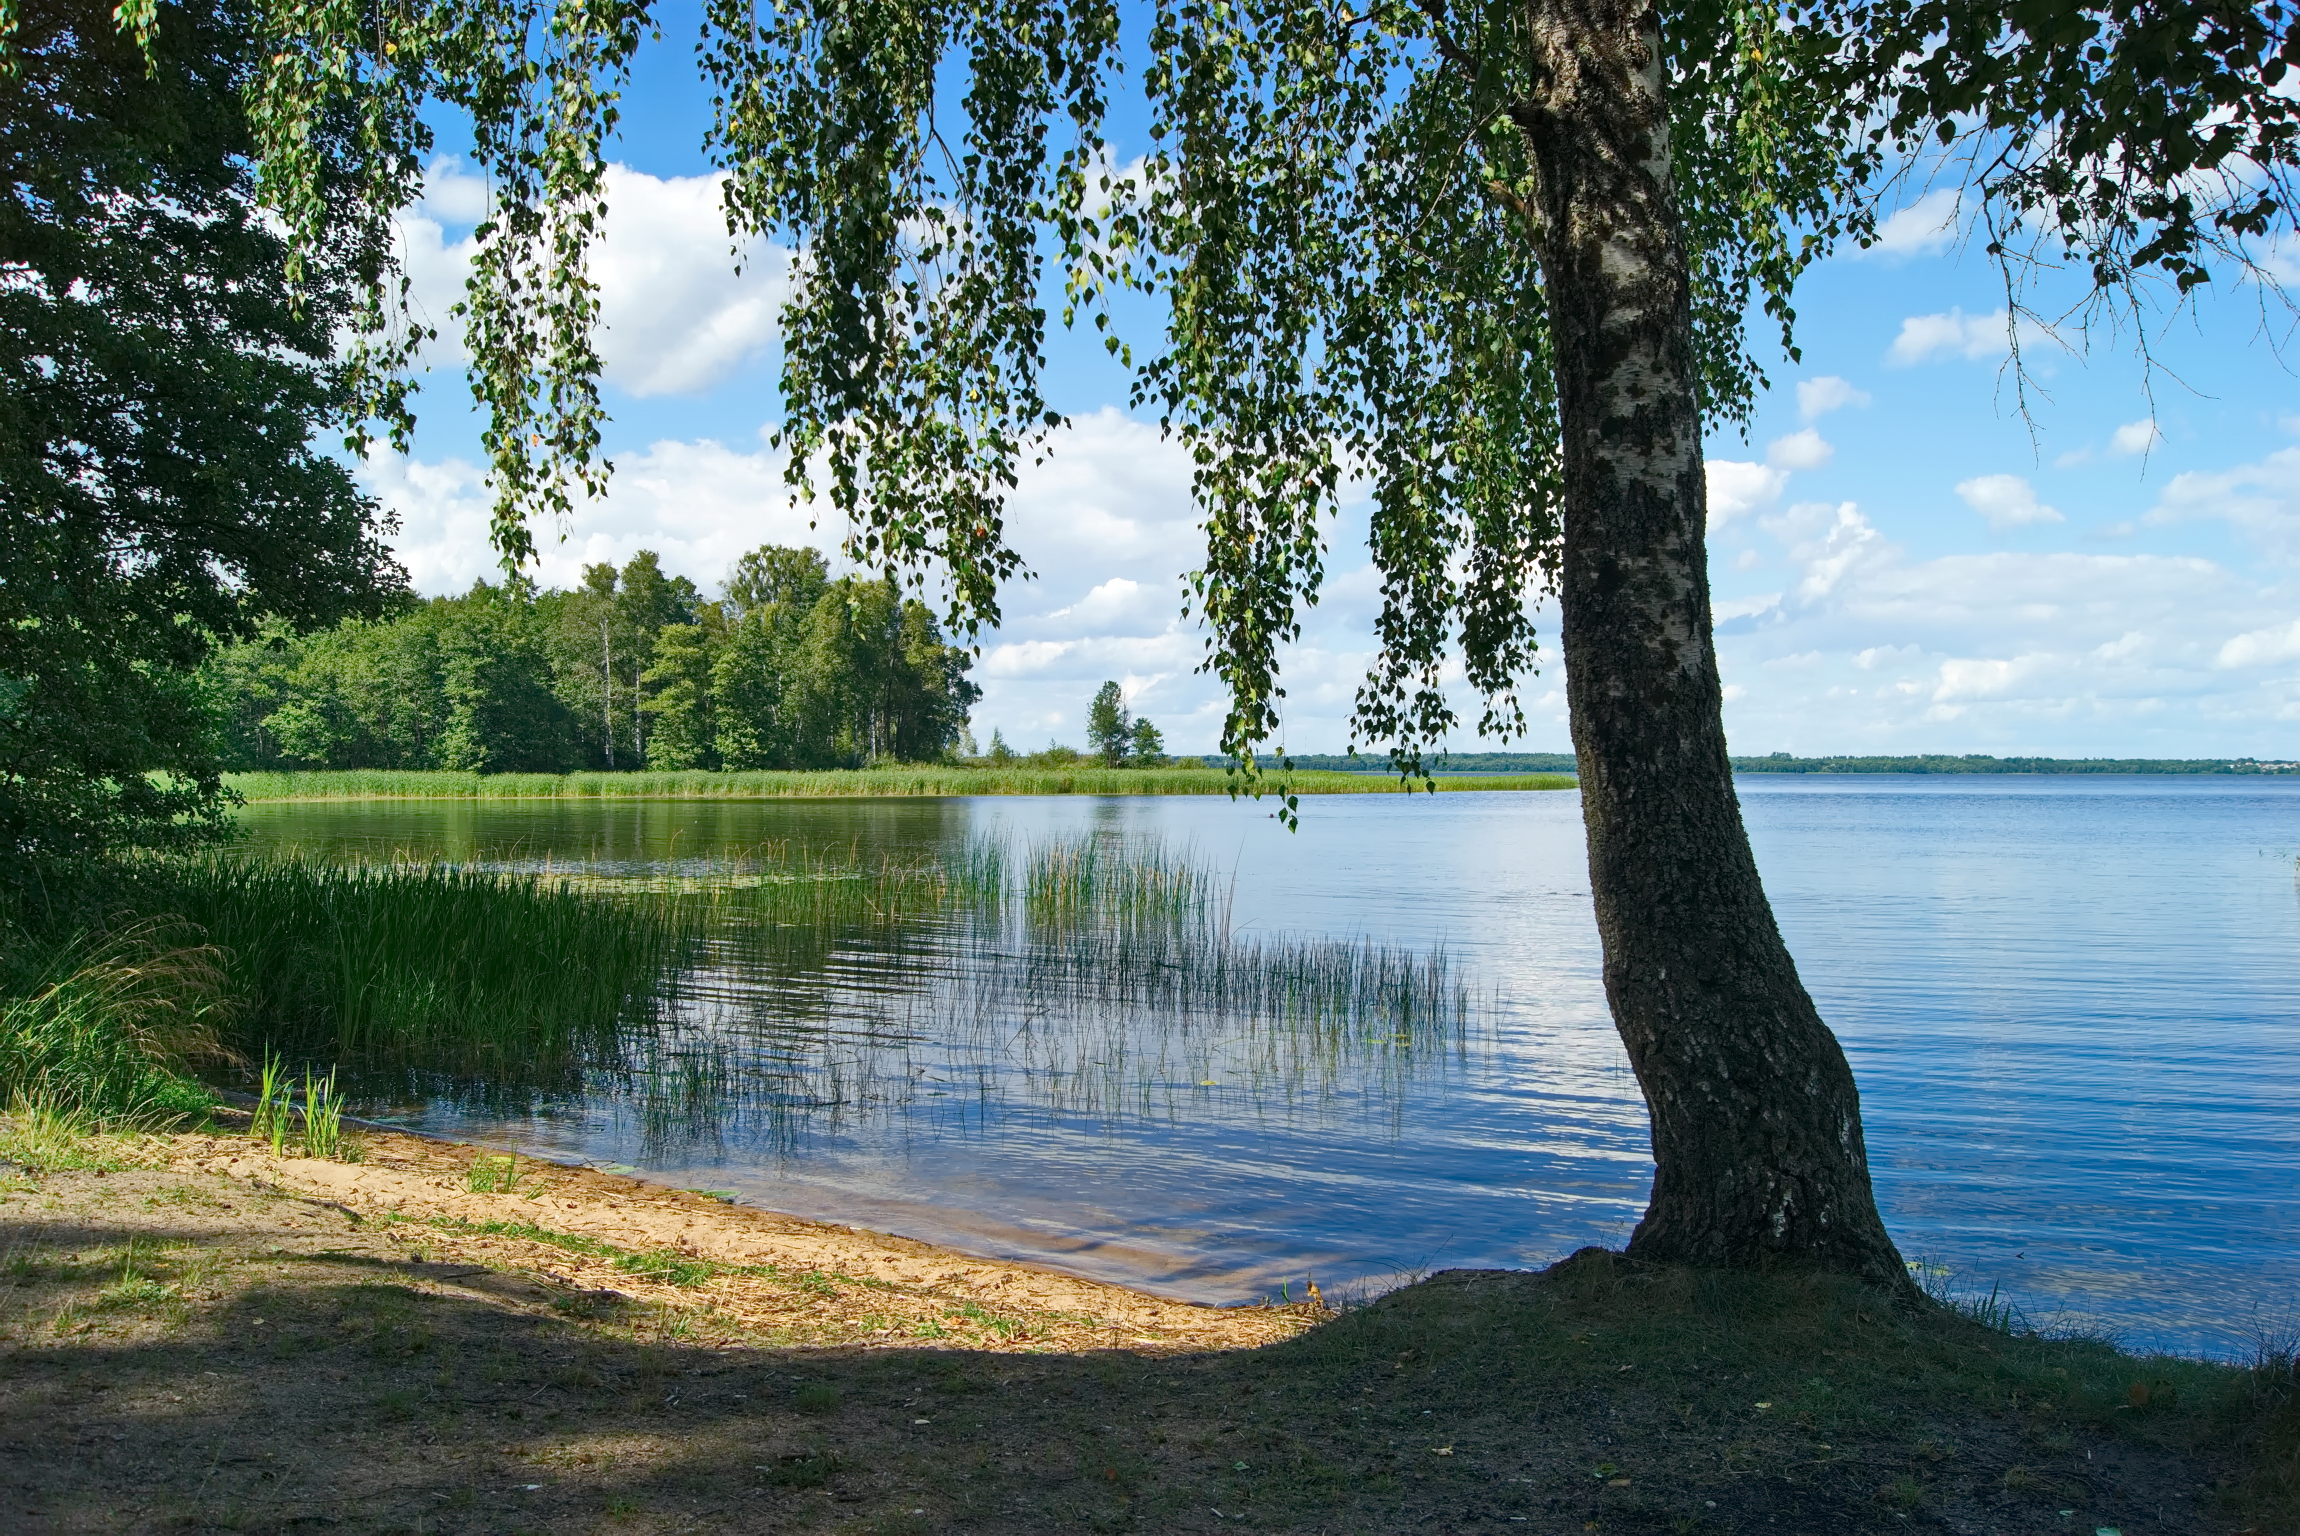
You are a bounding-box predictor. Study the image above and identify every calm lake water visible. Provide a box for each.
[231,776,2300,1356]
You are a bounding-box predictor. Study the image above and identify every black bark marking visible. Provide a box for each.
[1513,0,1913,1293]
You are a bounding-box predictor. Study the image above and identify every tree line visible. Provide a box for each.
[206,547,981,774]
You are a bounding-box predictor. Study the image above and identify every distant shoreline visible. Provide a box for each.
[1729,753,2299,775]
[222,766,1580,802]
[1247,751,2299,776]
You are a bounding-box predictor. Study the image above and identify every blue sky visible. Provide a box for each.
[370,16,2300,759]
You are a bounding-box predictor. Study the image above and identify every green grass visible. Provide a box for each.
[222,766,1576,801]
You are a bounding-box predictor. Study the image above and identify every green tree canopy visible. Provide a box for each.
[1086,681,1132,767]
[0,0,404,900]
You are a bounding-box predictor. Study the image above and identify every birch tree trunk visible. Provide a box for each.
[1512,0,1915,1292]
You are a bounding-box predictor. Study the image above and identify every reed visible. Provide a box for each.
[129,853,703,1078]
[223,767,1577,801]
[0,923,232,1127]
[252,1048,287,1154]
[298,1068,345,1160]
[613,830,1488,1156]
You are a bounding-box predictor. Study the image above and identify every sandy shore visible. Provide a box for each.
[152,1117,1321,1355]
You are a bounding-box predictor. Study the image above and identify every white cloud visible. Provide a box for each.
[2147,445,2300,563]
[366,429,826,597]
[590,166,792,397]
[1955,474,2065,531]
[1762,501,1893,602]
[1888,306,2011,365]
[2218,619,2300,668]
[1795,376,1870,422]
[1867,188,1960,257]
[393,159,790,399]
[1766,428,1834,472]
[1705,459,1789,530]
[415,157,490,225]
[1714,505,2300,750]
[2109,418,2162,458]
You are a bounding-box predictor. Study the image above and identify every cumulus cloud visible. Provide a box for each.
[1706,459,1790,530]
[1866,188,1960,257]
[1888,306,2011,365]
[1711,494,2300,751]
[1795,376,1871,422]
[394,157,790,399]
[1766,428,1834,472]
[2217,618,2300,669]
[1955,474,2065,531]
[2110,418,2163,458]
[1762,501,1893,603]
[2146,446,2300,563]
[367,430,826,597]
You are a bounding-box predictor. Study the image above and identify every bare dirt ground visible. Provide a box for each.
[0,1121,2281,1535]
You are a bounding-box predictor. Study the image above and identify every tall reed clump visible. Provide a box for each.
[640,836,1009,936]
[0,922,234,1126]
[638,831,1487,1153]
[1022,836,1211,927]
[134,854,703,1077]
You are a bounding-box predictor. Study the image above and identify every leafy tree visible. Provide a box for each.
[255,614,449,769]
[987,728,1017,765]
[639,623,719,769]
[1129,717,1165,768]
[543,551,701,768]
[0,0,402,897]
[711,546,830,769]
[223,0,2300,1286]
[724,544,832,620]
[781,579,982,767]
[430,583,573,772]
[210,582,577,771]
[1086,681,1132,767]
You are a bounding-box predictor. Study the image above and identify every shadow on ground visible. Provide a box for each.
[1,1169,2277,1535]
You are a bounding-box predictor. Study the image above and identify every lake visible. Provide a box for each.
[230,775,2300,1356]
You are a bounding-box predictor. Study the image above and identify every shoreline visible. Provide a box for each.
[220,766,1578,803]
[138,1112,1324,1355]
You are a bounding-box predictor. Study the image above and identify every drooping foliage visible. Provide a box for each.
[193,0,2300,789]
[0,0,404,902]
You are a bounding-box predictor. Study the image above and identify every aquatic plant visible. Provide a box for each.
[298,1068,345,1160]
[132,853,703,1078]
[610,830,1491,1158]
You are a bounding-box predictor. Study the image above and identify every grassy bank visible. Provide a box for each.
[2,1131,2292,1533]
[221,765,1577,801]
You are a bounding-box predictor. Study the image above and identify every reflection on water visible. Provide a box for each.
[231,778,2300,1353]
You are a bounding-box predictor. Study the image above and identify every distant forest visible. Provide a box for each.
[1250,752,2297,776]
[206,546,980,773]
